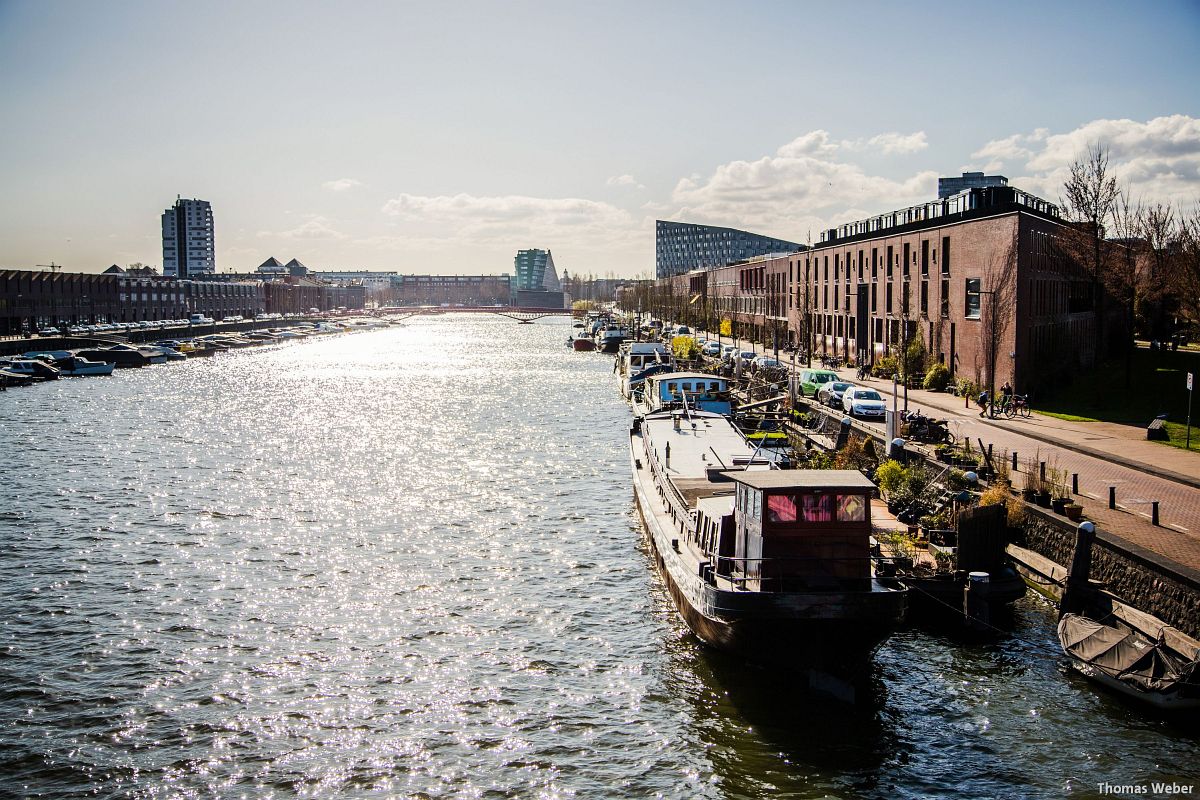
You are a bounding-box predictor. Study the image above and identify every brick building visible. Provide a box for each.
[666,186,1124,393]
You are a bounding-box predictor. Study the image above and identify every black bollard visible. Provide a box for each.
[1012,451,1018,471]
[1061,522,1096,619]
[1109,486,1116,509]
[964,572,991,631]
[1152,501,1160,526]
[1072,473,1079,495]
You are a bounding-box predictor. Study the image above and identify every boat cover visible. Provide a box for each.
[1058,613,1199,694]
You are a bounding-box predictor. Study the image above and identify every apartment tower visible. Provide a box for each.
[162,197,215,278]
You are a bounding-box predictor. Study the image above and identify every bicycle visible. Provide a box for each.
[1011,394,1031,417]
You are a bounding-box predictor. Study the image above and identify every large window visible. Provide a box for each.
[838,494,867,522]
[766,494,797,523]
[965,278,982,319]
[801,494,833,523]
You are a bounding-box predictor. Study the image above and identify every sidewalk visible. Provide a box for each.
[868,379,1200,490]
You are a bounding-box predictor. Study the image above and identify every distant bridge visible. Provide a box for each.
[376,306,579,324]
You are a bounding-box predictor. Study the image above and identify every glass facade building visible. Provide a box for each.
[655,220,800,279]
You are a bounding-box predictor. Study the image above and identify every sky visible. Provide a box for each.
[1,0,1198,278]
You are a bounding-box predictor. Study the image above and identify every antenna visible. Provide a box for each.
[36,262,61,274]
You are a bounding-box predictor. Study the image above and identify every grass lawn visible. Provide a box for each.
[1033,347,1200,453]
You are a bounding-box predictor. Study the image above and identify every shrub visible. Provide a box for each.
[874,459,907,498]
[923,362,951,391]
[872,354,899,378]
[1006,496,1026,527]
[955,377,977,398]
[671,335,701,360]
[980,485,1009,507]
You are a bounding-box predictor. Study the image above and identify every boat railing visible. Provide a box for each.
[642,433,697,537]
[705,554,877,593]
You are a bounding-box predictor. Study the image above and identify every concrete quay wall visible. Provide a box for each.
[1017,507,1200,639]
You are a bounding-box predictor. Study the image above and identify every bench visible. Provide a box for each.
[1147,417,1169,441]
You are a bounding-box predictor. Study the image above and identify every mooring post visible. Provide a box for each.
[1060,521,1096,619]
[963,571,991,631]
[1040,461,1046,483]
[1152,501,1160,526]
[1072,473,1079,495]
[1109,486,1116,509]
[1012,451,1018,471]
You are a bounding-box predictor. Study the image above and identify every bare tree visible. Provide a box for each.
[982,226,1019,401]
[1175,205,1200,330]
[1107,187,1146,387]
[1062,142,1119,355]
[1141,202,1176,343]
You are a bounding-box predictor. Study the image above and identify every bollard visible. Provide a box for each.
[1012,451,1018,471]
[1109,486,1116,509]
[1061,522,1096,619]
[1152,501,1160,526]
[964,572,991,631]
[1040,461,1046,483]
[1072,473,1079,495]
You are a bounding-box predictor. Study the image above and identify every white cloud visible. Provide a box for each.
[606,174,645,189]
[258,215,347,241]
[667,130,939,241]
[322,178,362,192]
[971,116,1200,206]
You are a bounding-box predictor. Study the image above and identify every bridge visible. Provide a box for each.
[376,306,581,324]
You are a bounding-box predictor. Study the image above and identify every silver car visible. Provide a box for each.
[842,387,887,418]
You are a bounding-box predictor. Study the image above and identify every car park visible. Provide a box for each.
[816,380,855,407]
[798,368,840,397]
[842,387,887,418]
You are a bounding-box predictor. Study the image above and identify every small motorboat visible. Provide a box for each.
[1058,613,1200,710]
[0,357,60,381]
[572,336,597,352]
[57,355,115,376]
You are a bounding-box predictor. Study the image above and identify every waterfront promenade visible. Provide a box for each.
[708,335,1200,581]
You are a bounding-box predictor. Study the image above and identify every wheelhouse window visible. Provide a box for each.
[766,494,797,523]
[838,494,867,522]
[801,494,833,523]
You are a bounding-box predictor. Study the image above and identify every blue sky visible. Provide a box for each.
[1,0,1198,277]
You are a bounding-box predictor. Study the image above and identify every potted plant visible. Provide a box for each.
[1064,503,1084,522]
[1022,458,1040,502]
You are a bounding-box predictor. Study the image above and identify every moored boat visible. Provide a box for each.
[635,371,731,416]
[572,336,597,351]
[1058,613,1200,710]
[630,408,906,699]
[617,342,674,400]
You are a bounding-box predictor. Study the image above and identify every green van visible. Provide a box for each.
[798,369,840,398]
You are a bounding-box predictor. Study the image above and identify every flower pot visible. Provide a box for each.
[1036,491,1052,508]
[1051,497,1069,514]
[1064,504,1083,522]
[1022,488,1037,502]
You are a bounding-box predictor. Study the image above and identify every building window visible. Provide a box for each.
[920,281,928,315]
[965,278,982,319]
[941,279,950,318]
[942,236,951,275]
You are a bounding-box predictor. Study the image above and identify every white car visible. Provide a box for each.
[842,387,887,419]
[701,341,722,357]
[751,355,782,371]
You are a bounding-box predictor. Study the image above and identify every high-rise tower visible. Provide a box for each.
[162,197,215,278]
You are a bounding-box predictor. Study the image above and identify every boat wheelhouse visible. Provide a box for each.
[618,342,674,400]
[630,409,906,698]
[637,371,731,416]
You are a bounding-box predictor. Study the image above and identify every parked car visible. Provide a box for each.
[751,355,782,372]
[798,368,840,397]
[817,380,855,407]
[38,327,61,336]
[701,341,722,357]
[721,344,738,359]
[842,387,887,418]
[734,350,758,369]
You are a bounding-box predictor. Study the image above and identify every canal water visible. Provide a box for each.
[1,316,1195,799]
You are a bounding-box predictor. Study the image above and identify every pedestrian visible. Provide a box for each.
[977,389,989,418]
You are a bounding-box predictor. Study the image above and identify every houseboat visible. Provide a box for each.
[595,324,629,353]
[617,341,674,400]
[634,371,731,416]
[630,409,907,698]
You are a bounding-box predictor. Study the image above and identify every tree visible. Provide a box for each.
[1175,205,1200,330]
[981,225,1019,401]
[1107,187,1146,387]
[1062,142,1119,356]
[1140,202,1176,342]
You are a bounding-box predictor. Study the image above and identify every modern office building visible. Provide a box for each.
[513,249,560,292]
[655,220,800,279]
[937,172,1008,199]
[388,274,513,306]
[162,197,216,278]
